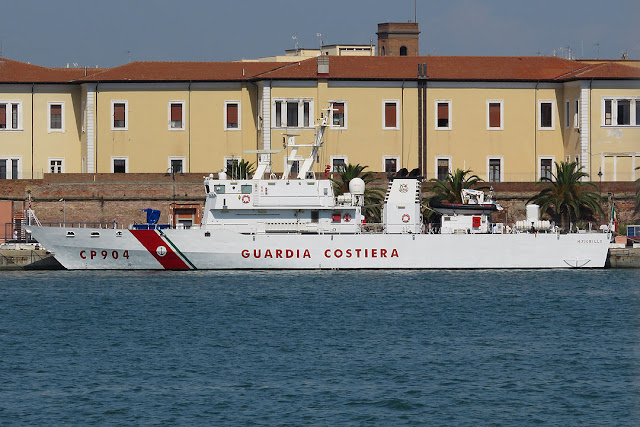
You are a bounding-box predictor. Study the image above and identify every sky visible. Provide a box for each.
[1,0,638,68]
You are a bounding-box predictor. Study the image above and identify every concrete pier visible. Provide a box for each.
[0,244,62,270]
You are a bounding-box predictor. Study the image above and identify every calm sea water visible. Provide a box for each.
[1,269,639,425]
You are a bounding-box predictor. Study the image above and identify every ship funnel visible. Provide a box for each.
[349,178,365,195]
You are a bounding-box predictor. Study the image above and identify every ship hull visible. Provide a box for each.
[26,226,610,270]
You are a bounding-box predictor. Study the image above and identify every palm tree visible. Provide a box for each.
[227,160,256,180]
[527,161,603,231]
[428,169,486,203]
[332,164,385,222]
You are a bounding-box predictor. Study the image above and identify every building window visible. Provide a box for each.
[399,46,408,56]
[0,101,22,130]
[331,156,347,172]
[169,102,184,130]
[49,158,64,173]
[284,156,303,175]
[287,102,298,127]
[603,98,639,126]
[225,101,240,130]
[488,158,502,182]
[111,101,128,130]
[169,157,185,174]
[273,99,312,128]
[574,99,580,129]
[0,158,20,179]
[539,100,554,129]
[487,100,503,130]
[565,100,570,128]
[383,100,399,129]
[330,101,346,128]
[539,157,554,181]
[224,156,241,173]
[435,100,451,130]
[111,157,128,173]
[383,156,399,173]
[48,102,64,132]
[436,157,451,181]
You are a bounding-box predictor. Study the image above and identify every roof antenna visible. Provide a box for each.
[317,33,323,49]
[292,36,299,53]
[127,50,131,63]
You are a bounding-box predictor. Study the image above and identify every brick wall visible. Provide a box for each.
[1,174,638,228]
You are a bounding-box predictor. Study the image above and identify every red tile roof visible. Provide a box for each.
[74,61,283,82]
[255,56,640,81]
[1,56,638,83]
[0,57,103,83]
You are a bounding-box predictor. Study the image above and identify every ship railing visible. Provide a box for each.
[37,222,124,229]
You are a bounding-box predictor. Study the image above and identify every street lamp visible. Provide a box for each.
[597,168,603,197]
[58,198,66,226]
[165,166,184,227]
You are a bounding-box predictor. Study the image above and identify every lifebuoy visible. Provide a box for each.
[402,213,410,223]
[241,195,251,204]
[343,213,352,222]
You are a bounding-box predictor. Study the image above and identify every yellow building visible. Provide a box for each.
[1,55,638,182]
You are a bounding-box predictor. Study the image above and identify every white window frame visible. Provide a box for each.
[111,100,128,131]
[0,101,23,131]
[168,156,186,174]
[168,101,185,131]
[382,155,400,173]
[565,100,570,129]
[272,98,314,129]
[434,156,452,180]
[486,100,503,130]
[48,158,65,174]
[602,97,640,127]
[223,156,242,172]
[382,100,400,130]
[538,100,555,130]
[284,155,304,175]
[330,155,348,172]
[224,101,241,131]
[574,99,580,129]
[486,156,504,183]
[0,157,22,179]
[538,156,555,181]
[329,100,347,129]
[111,156,129,173]
[47,102,65,133]
[435,100,452,130]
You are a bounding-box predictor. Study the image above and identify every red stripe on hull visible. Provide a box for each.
[130,229,191,270]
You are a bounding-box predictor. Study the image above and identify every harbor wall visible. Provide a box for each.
[0,173,637,230]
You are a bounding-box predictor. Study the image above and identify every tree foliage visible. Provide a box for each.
[527,161,603,231]
[428,169,486,203]
[226,160,256,180]
[331,164,385,222]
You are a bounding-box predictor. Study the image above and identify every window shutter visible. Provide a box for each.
[227,103,238,125]
[0,105,5,126]
[333,102,344,115]
[171,104,182,121]
[385,102,396,127]
[114,104,125,121]
[489,103,500,128]
[51,105,61,116]
[437,103,448,120]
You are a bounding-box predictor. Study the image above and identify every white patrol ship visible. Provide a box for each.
[26,112,611,270]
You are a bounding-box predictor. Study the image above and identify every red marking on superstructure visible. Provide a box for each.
[130,229,191,270]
